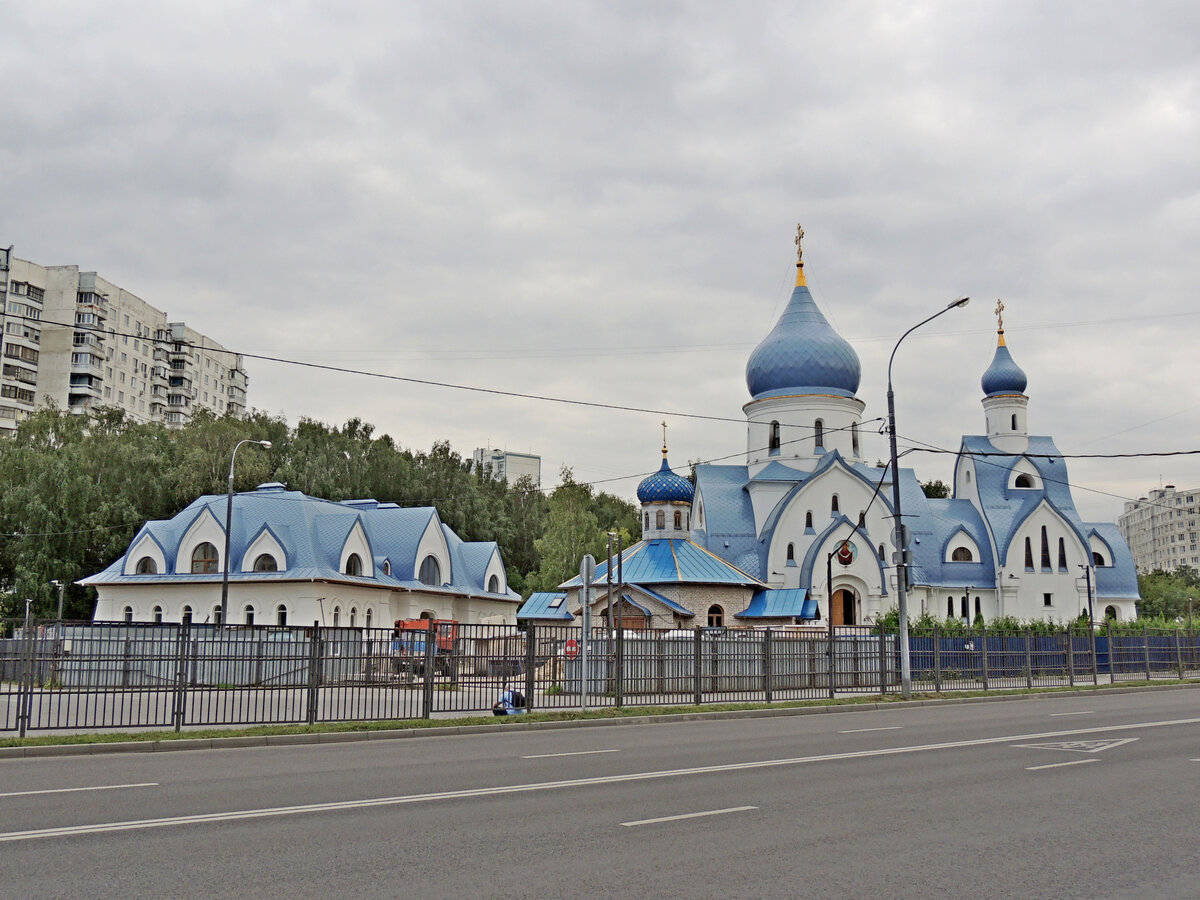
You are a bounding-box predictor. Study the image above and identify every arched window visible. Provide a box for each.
[253,553,278,572]
[1012,414,1018,431]
[153,606,163,624]
[419,555,441,586]
[947,597,954,618]
[786,543,795,562]
[879,544,886,560]
[851,422,860,456]
[655,510,665,529]
[488,574,500,592]
[805,511,813,530]
[960,596,968,619]
[974,596,981,618]
[644,512,650,530]
[182,605,193,626]
[191,542,219,574]
[123,606,133,623]
[952,547,973,562]
[1024,537,1034,570]
[707,605,724,628]
[382,559,391,576]
[350,607,357,628]
[1104,605,1118,620]
[1057,537,1068,571]
[135,556,157,575]
[365,609,373,630]
[966,470,972,483]
[333,606,341,627]
[831,495,839,514]
[344,553,362,577]
[1040,526,1052,570]
[244,605,255,626]
[213,606,223,626]
[1015,474,1033,488]
[769,421,781,454]
[673,510,682,529]
[814,419,824,450]
[276,604,288,626]
[1093,551,1106,566]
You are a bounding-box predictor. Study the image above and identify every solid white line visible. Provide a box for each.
[839,726,903,734]
[1049,711,1094,717]
[1026,759,1100,771]
[3,716,1198,843]
[621,806,757,827]
[522,750,621,759]
[0,783,158,799]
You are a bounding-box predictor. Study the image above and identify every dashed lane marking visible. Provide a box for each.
[621,806,757,827]
[0,783,158,799]
[522,750,621,759]
[1026,759,1100,771]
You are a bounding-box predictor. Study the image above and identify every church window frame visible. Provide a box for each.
[191,542,219,574]
[644,512,650,530]
[1014,474,1034,489]
[1093,551,1106,566]
[253,553,278,572]
[947,597,954,618]
[135,556,157,575]
[786,543,795,562]
[419,555,441,586]
[345,553,363,577]
[655,510,665,529]
[1024,537,1034,571]
[851,422,860,456]
[1040,527,1052,570]
[805,511,813,530]
[814,419,824,451]
[1057,537,1068,571]
[831,494,839,515]
[1012,413,1018,431]
[768,421,781,455]
[951,546,973,562]
[707,605,724,628]
[674,510,682,529]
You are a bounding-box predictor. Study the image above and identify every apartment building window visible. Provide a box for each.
[4,344,38,363]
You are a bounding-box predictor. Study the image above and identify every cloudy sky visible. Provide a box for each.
[4,1,1199,521]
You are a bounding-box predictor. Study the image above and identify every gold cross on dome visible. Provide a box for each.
[995,299,1005,331]
[661,420,668,456]
[794,223,805,266]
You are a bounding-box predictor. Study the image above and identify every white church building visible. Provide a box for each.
[681,231,1140,625]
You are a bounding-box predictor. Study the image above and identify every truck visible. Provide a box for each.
[389,619,458,679]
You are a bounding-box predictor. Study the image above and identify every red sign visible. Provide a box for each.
[564,638,579,659]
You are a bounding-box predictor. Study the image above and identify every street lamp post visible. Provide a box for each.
[219,439,272,627]
[887,297,969,699]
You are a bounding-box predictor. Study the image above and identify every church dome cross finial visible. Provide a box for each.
[995,299,1005,335]
[794,223,806,287]
[661,420,668,457]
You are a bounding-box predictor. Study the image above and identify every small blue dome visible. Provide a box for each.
[981,335,1028,396]
[745,283,861,399]
[637,457,694,504]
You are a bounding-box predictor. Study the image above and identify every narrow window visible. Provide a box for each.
[851,422,860,456]
[1057,537,1068,571]
[1040,527,1051,570]
[488,574,500,592]
[814,419,824,450]
[333,606,341,627]
[244,606,255,626]
[191,542,219,574]
[1104,605,1117,620]
[879,544,886,560]
[769,421,781,454]
[707,605,724,628]
[153,606,163,624]
[253,553,278,572]
[135,556,157,574]
[1024,537,1034,570]
[365,609,373,630]
[277,604,288,626]
[1011,413,1018,431]
[960,596,968,619]
[966,470,972,483]
[952,547,973,562]
[419,555,441,585]
[182,606,193,626]
[786,543,795,562]
[644,512,650,530]
[947,597,954,618]
[383,559,391,576]
[974,596,981,617]
[345,553,362,576]
[213,606,223,626]
[1043,593,1053,607]
[805,511,813,530]
[350,608,357,628]
[674,510,682,529]
[831,495,839,514]
[656,510,665,529]
[123,606,133,623]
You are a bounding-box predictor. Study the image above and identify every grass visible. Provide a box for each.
[2,677,1197,750]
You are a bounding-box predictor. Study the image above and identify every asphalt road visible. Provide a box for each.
[1,688,1198,899]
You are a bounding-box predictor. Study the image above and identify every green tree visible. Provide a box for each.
[921,479,950,499]
[531,468,606,593]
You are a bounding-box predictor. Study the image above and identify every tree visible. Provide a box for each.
[1136,567,1200,619]
[530,468,606,593]
[921,479,950,499]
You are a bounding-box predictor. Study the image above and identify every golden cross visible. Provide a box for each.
[661,420,668,456]
[794,223,805,266]
[994,299,1005,331]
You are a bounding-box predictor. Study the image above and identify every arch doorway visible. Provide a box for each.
[831,587,858,626]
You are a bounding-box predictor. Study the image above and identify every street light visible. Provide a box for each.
[887,296,969,699]
[219,439,272,627]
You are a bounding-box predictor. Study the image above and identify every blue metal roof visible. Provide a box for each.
[736,588,816,619]
[559,538,762,589]
[516,592,572,621]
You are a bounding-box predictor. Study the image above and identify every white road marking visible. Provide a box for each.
[1026,759,1100,772]
[621,806,756,827]
[1013,738,1138,754]
[3,716,1197,843]
[839,726,903,734]
[0,783,158,799]
[522,750,621,759]
[1049,711,1094,717]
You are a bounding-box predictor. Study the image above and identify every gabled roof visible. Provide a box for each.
[1088,523,1140,598]
[735,588,816,619]
[558,538,763,589]
[516,592,572,621]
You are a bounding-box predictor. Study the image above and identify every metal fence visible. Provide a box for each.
[2,619,1198,736]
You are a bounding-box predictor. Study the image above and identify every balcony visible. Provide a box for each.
[70,355,104,376]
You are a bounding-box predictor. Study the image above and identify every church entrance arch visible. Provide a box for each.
[831,586,858,626]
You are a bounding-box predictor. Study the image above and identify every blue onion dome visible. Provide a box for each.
[637,456,694,504]
[745,266,861,400]
[981,330,1028,396]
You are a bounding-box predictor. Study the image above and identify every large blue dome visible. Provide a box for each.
[981,334,1027,396]
[637,457,694,504]
[745,283,861,400]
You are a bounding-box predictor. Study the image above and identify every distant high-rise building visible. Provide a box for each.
[473,447,541,487]
[0,247,247,431]
[1119,485,1200,572]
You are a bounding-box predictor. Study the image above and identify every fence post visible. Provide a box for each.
[933,623,941,693]
[1066,627,1075,686]
[524,624,536,711]
[172,620,190,732]
[1175,627,1184,680]
[422,619,436,719]
[827,616,835,700]
[615,622,624,707]
[306,622,320,725]
[877,626,886,696]
[1107,618,1116,682]
[17,617,36,739]
[1143,624,1152,680]
[762,628,773,702]
[1090,620,1099,686]
[979,625,989,691]
[693,627,702,706]
[1024,628,1033,689]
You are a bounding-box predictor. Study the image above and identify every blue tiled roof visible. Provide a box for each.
[736,588,816,619]
[559,538,763,589]
[693,464,761,576]
[749,461,806,483]
[745,282,861,400]
[1088,524,1140,598]
[636,456,695,504]
[516,592,572,621]
[981,335,1028,397]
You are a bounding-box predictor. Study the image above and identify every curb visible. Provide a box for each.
[1,681,1196,760]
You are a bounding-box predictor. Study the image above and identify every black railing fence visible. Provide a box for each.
[2,619,1198,736]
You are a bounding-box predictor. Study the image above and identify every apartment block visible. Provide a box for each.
[1118,484,1200,572]
[472,447,541,487]
[0,246,247,431]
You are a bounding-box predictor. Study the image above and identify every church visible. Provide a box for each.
[552,229,1139,628]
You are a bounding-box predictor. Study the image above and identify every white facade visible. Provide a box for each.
[1119,485,1200,572]
[473,447,541,486]
[0,248,247,432]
